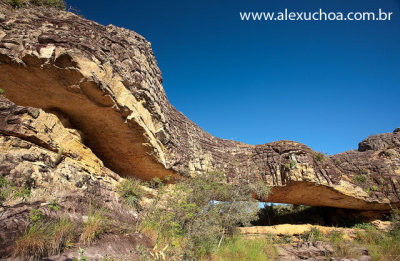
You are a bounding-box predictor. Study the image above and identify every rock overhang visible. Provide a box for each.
[0,4,400,210]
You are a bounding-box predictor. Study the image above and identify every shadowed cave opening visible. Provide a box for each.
[252,203,390,227]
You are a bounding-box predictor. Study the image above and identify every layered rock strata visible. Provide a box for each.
[0,3,399,210]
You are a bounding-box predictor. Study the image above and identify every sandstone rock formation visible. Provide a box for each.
[0,2,399,210]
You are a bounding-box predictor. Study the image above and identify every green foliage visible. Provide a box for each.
[0,88,5,96]
[117,178,145,208]
[54,147,64,165]
[329,230,344,244]
[290,159,296,168]
[353,223,376,230]
[384,149,394,157]
[300,227,324,243]
[141,171,269,259]
[284,159,297,170]
[390,208,400,223]
[7,0,25,8]
[0,176,31,204]
[146,177,163,188]
[14,217,75,259]
[355,227,400,261]
[29,208,43,223]
[314,152,325,162]
[0,176,12,203]
[353,175,367,184]
[8,0,66,9]
[365,186,377,195]
[80,203,110,244]
[72,247,88,261]
[48,199,60,211]
[328,230,359,259]
[212,236,277,261]
[334,158,341,165]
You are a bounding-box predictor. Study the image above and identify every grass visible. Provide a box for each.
[328,230,359,259]
[48,199,61,211]
[353,175,367,184]
[7,0,66,9]
[14,217,75,259]
[326,223,400,261]
[117,178,145,209]
[355,227,400,261]
[212,236,277,261]
[14,202,112,259]
[314,152,326,162]
[299,227,324,243]
[80,203,110,244]
[0,176,31,203]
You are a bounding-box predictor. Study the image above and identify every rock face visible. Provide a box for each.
[0,3,399,210]
[0,96,126,255]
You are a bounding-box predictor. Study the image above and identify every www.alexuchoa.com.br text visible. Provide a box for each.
[240,9,394,21]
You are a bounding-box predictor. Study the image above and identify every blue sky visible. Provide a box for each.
[66,0,400,155]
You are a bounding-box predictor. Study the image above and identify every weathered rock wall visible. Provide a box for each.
[0,3,399,210]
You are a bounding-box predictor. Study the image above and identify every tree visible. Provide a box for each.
[142,171,270,259]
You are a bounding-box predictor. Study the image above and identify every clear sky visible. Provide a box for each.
[66,0,400,155]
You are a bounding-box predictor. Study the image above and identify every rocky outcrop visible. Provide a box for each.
[0,95,130,255]
[0,3,399,210]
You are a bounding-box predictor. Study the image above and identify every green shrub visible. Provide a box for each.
[329,230,344,244]
[72,247,88,261]
[8,0,66,9]
[353,223,376,230]
[0,176,31,204]
[353,175,367,184]
[29,208,43,223]
[0,88,5,96]
[48,199,60,211]
[14,217,75,259]
[290,159,296,168]
[328,230,359,259]
[384,150,394,157]
[300,227,324,242]
[390,208,400,223]
[212,236,277,261]
[117,178,145,208]
[80,203,110,244]
[355,228,400,261]
[7,0,25,8]
[314,152,325,162]
[142,171,269,259]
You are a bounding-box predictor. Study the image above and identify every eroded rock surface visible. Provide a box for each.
[0,2,399,210]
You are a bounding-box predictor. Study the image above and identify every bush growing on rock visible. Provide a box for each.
[140,171,270,259]
[314,152,326,162]
[14,214,75,260]
[8,0,66,10]
[117,178,145,209]
[80,202,110,244]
